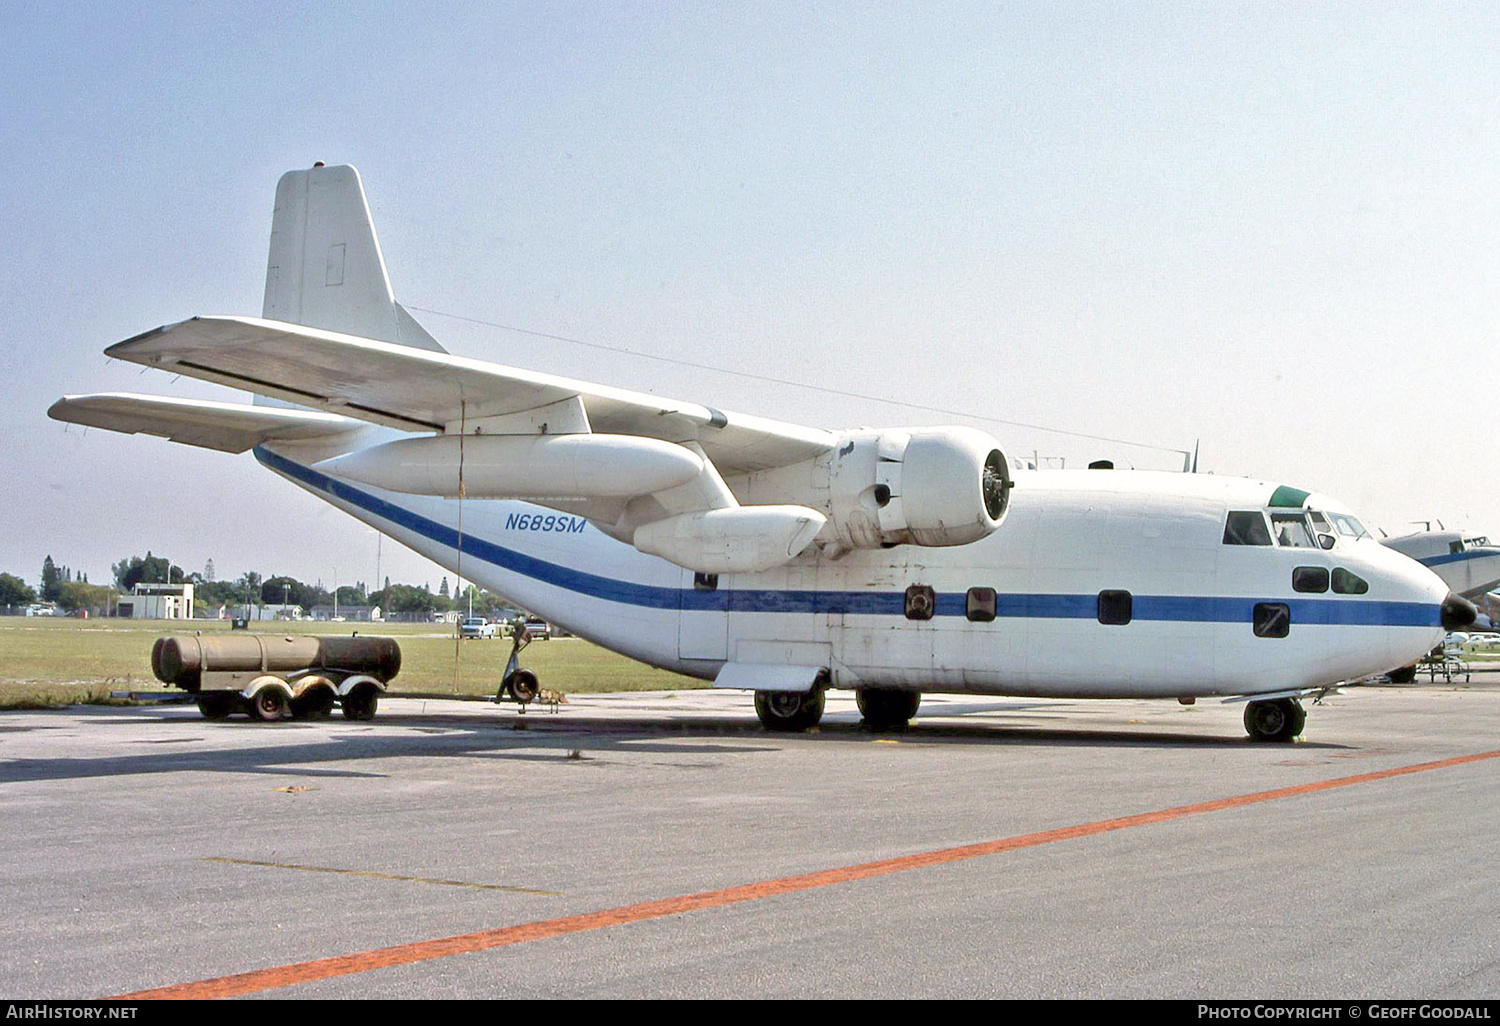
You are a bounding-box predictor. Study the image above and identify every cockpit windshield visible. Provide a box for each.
[1271,512,1317,548]
[1326,512,1371,540]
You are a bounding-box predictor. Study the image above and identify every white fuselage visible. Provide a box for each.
[257,445,1450,700]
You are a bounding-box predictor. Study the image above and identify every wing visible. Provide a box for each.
[47,392,364,453]
[105,316,836,475]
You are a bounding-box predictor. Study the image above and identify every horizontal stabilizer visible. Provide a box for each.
[104,316,836,475]
[47,393,363,453]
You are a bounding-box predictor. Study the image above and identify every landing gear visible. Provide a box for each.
[1244,698,1306,743]
[1387,665,1417,684]
[495,620,541,707]
[856,688,921,730]
[340,683,379,721]
[754,689,825,732]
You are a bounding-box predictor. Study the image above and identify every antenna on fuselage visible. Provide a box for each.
[1182,439,1200,473]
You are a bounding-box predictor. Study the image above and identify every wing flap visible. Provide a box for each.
[104,316,837,474]
[47,393,364,453]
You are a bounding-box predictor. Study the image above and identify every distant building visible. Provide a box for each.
[309,604,382,622]
[117,582,194,620]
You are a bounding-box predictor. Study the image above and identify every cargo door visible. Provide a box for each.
[678,569,729,661]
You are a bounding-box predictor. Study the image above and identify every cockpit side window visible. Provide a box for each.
[1224,511,1272,546]
[1271,512,1317,548]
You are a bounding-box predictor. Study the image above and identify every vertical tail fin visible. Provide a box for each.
[262,164,444,352]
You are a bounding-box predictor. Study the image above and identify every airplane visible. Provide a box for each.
[1381,528,1500,616]
[48,164,1476,742]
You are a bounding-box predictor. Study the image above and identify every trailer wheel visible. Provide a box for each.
[292,689,336,720]
[196,693,234,720]
[341,684,379,721]
[252,687,290,723]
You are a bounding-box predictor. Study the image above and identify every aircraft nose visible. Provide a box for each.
[1441,592,1478,631]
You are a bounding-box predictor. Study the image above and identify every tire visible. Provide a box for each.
[292,689,336,720]
[506,669,540,704]
[856,688,921,730]
[754,689,826,732]
[1244,698,1306,743]
[340,685,379,721]
[251,687,290,723]
[196,693,235,720]
[1387,665,1417,684]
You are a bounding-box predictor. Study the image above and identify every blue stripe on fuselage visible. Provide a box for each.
[255,447,1440,628]
[1417,549,1500,568]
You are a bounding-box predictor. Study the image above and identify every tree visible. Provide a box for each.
[113,552,182,591]
[54,580,113,614]
[460,585,511,619]
[40,556,62,602]
[0,573,36,607]
[260,576,330,612]
[378,583,439,614]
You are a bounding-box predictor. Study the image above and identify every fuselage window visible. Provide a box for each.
[1293,567,1329,593]
[1271,513,1317,548]
[1450,541,1464,555]
[905,584,935,621]
[966,587,996,622]
[1332,568,1369,595]
[1254,602,1291,638]
[1097,590,1133,625]
[694,572,719,591]
[1224,511,1272,546]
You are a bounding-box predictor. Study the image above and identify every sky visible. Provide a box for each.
[3,2,1499,592]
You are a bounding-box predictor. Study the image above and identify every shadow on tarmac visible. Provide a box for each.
[0,700,1357,784]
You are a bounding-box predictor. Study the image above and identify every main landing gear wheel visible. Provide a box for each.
[340,684,379,721]
[754,689,825,732]
[1387,665,1418,684]
[856,688,921,730]
[251,687,290,723]
[1244,698,1306,743]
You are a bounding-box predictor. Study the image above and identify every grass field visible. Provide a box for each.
[0,617,705,708]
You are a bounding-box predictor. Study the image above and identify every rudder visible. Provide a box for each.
[262,164,444,352]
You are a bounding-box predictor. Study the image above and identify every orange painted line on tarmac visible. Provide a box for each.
[114,748,1500,1000]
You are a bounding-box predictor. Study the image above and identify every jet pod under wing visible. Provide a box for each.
[104,316,837,476]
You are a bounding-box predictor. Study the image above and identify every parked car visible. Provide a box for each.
[460,616,498,640]
[522,618,551,641]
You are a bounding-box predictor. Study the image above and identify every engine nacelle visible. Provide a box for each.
[824,427,1011,550]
